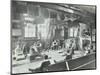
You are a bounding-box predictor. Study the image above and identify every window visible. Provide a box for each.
[24,23,36,37]
[69,27,78,37]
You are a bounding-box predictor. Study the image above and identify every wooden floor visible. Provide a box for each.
[12,49,96,74]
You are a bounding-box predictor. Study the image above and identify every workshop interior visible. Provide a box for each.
[11,0,96,74]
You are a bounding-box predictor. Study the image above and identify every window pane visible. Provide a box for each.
[69,28,73,37]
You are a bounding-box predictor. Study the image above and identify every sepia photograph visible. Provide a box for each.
[11,0,96,74]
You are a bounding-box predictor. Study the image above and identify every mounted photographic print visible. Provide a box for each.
[11,0,96,74]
